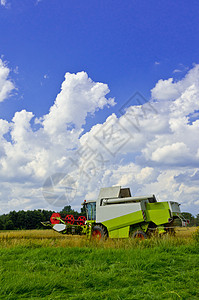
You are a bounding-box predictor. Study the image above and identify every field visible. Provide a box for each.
[0,228,198,300]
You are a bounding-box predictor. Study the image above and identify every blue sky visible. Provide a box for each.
[0,0,199,215]
[1,0,198,121]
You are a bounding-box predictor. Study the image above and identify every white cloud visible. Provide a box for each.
[0,0,6,6]
[0,66,199,215]
[151,78,181,101]
[173,69,182,73]
[151,65,199,102]
[151,142,190,164]
[173,64,189,74]
[0,59,15,102]
[0,0,10,8]
[42,71,115,135]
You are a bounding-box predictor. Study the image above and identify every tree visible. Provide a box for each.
[0,219,4,230]
[60,205,74,214]
[195,214,199,226]
[80,204,87,217]
[5,219,14,230]
[9,211,18,229]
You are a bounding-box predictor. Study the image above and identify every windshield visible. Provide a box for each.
[86,202,96,220]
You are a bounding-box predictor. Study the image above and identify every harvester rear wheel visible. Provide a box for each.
[92,225,107,240]
[132,230,147,240]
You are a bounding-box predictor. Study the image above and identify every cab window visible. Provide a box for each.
[86,202,96,220]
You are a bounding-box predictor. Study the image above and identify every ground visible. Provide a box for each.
[0,228,198,299]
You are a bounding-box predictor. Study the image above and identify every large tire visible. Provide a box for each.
[92,225,107,240]
[132,230,147,240]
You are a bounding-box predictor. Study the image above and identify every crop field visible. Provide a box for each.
[0,227,198,300]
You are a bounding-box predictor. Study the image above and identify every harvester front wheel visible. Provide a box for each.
[92,225,107,240]
[132,230,147,240]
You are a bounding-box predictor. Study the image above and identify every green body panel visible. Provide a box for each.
[145,202,170,225]
[102,210,143,232]
[109,226,130,238]
[145,202,170,211]
[98,201,171,238]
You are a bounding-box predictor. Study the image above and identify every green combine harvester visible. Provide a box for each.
[42,186,188,239]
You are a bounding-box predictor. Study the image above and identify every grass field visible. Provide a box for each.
[0,228,198,299]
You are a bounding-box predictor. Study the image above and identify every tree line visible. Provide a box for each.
[0,205,86,230]
[0,207,198,230]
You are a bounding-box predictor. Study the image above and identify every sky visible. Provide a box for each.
[0,0,199,216]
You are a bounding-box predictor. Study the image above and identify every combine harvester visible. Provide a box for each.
[42,186,188,240]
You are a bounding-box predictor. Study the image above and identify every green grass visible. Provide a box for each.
[0,240,199,299]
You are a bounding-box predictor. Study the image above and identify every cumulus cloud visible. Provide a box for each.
[0,66,199,215]
[0,59,15,102]
[42,71,115,135]
[151,142,191,165]
[151,78,181,101]
[151,65,199,102]
[0,71,116,212]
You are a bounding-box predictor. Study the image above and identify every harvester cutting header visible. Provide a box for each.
[42,186,188,239]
